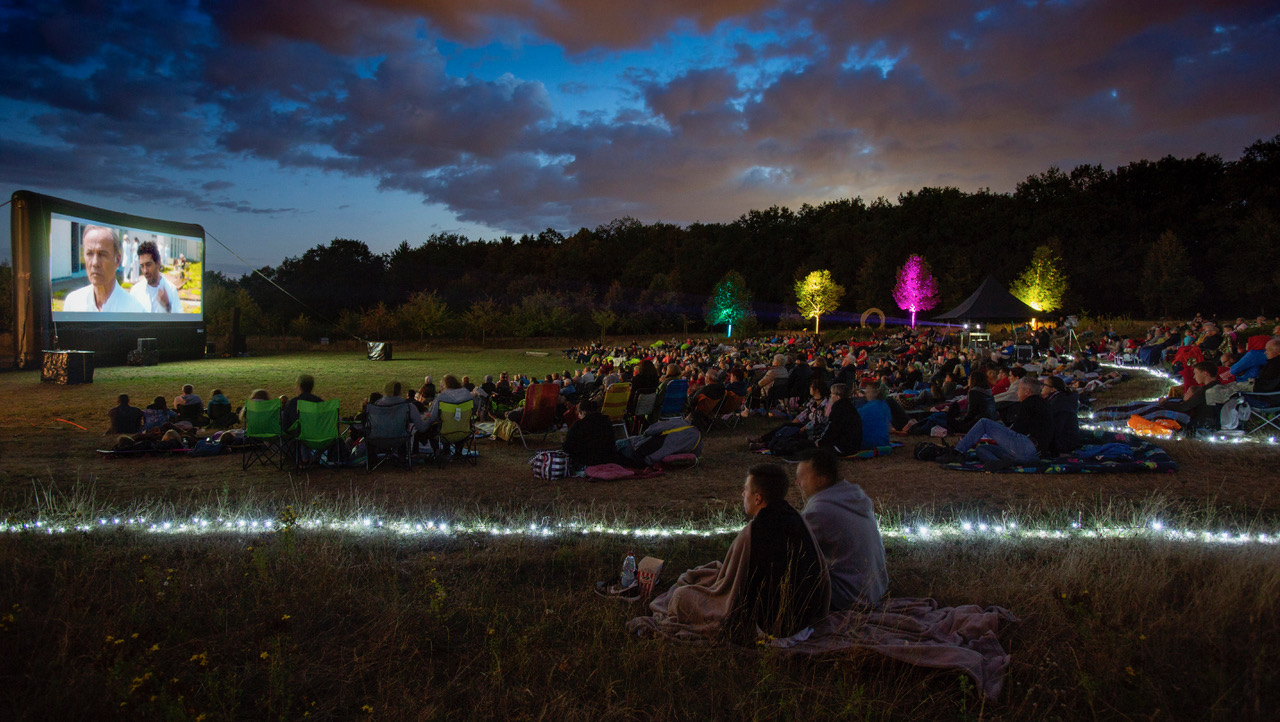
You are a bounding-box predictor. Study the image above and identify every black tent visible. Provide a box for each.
[934,275,1040,322]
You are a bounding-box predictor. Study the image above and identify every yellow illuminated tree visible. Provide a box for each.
[794,270,845,333]
[1010,244,1068,312]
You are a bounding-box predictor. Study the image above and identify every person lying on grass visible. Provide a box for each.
[628,463,830,641]
[794,449,888,611]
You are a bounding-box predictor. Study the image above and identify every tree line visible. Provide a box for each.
[201,135,1280,343]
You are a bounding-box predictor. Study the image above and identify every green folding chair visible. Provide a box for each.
[438,399,477,466]
[295,399,341,469]
[242,398,284,470]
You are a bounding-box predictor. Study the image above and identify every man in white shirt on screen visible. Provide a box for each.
[129,240,180,313]
[62,225,146,313]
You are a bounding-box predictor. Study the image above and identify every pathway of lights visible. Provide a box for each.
[1075,362,1279,447]
[3,514,1278,548]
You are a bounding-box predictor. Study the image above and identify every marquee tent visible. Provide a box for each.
[934,275,1039,322]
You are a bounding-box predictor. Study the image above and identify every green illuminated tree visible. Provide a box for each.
[1010,243,1068,313]
[794,269,845,333]
[703,270,752,337]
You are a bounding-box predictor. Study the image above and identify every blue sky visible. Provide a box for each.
[1,1,1278,276]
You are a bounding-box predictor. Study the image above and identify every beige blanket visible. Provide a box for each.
[626,524,754,641]
[628,525,1018,701]
[770,598,1018,701]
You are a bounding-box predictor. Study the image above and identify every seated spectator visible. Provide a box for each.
[107,394,144,435]
[627,464,829,642]
[748,380,829,454]
[173,384,205,423]
[206,388,237,428]
[724,368,749,397]
[734,464,830,638]
[687,368,726,412]
[795,450,888,610]
[341,392,384,450]
[374,380,431,450]
[947,371,998,435]
[414,376,436,408]
[143,396,177,431]
[1230,336,1272,382]
[426,374,475,427]
[815,383,862,456]
[951,377,1052,465]
[856,381,892,449]
[239,389,269,425]
[1041,376,1081,456]
[282,374,322,433]
[1252,338,1280,393]
[561,399,623,469]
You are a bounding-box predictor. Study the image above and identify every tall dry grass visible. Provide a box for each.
[1,491,1278,720]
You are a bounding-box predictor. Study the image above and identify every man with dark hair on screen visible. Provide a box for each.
[130,240,179,313]
[63,225,146,313]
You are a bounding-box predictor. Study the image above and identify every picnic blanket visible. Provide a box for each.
[755,443,901,461]
[627,524,1017,701]
[942,430,1177,474]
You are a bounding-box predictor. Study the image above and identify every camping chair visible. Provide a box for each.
[438,399,478,466]
[1244,391,1280,438]
[600,382,632,438]
[364,401,414,471]
[629,391,658,436]
[295,399,341,470]
[709,391,745,432]
[513,382,560,448]
[175,402,205,426]
[657,379,690,420]
[241,398,284,470]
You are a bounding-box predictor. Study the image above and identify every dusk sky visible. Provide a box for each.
[2,0,1278,275]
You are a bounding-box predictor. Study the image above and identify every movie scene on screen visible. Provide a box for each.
[49,212,203,320]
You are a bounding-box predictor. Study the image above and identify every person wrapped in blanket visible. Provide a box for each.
[627,464,830,642]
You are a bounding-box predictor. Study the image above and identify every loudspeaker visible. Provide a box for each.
[42,350,94,384]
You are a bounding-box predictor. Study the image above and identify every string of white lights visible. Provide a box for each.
[3,515,1277,547]
[1075,361,1279,446]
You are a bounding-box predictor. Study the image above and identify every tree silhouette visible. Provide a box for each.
[794,270,845,333]
[891,254,939,328]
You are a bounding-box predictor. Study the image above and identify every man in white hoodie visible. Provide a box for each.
[795,449,889,610]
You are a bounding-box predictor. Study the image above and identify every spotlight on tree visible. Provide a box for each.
[891,254,939,328]
[794,270,845,334]
[1011,244,1068,313]
[703,270,752,338]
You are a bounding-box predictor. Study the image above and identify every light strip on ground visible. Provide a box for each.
[3,516,1277,547]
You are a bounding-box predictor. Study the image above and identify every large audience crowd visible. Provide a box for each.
[92,312,1280,645]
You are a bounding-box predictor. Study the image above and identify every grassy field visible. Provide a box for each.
[2,347,1279,720]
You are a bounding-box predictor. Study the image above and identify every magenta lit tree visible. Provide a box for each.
[891,254,940,328]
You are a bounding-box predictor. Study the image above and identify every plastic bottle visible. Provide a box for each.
[620,552,637,588]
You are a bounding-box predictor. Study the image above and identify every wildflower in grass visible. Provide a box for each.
[1126,666,1136,676]
[282,614,291,621]
[131,633,138,639]
[362,705,374,713]
[260,651,270,660]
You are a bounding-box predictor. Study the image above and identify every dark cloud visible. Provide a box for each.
[0,0,1277,237]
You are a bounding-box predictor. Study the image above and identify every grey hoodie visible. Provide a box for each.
[801,480,889,610]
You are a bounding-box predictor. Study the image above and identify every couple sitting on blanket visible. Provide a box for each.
[629,451,888,641]
[747,381,892,457]
[935,376,1080,466]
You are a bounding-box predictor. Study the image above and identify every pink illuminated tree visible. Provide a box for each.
[892,254,940,328]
